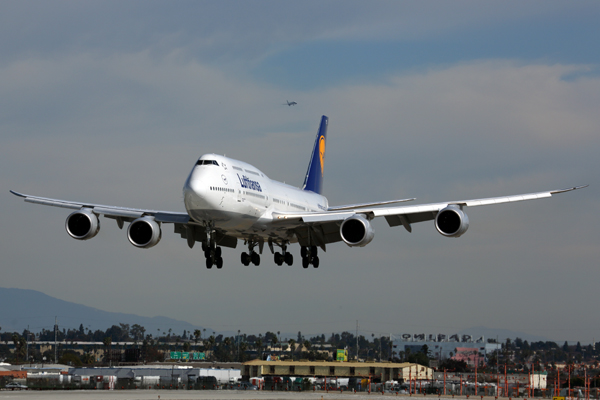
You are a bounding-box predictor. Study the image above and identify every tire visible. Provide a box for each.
[311,246,318,257]
[206,257,213,269]
[241,252,249,266]
[284,252,293,266]
[312,256,320,268]
[216,257,223,269]
[302,257,309,268]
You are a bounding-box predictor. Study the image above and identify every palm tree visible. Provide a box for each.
[223,337,233,361]
[288,339,296,361]
[271,336,278,355]
[194,329,201,347]
[256,338,263,360]
[239,341,248,362]
[12,334,26,362]
[103,337,112,365]
[277,331,281,352]
[207,335,216,360]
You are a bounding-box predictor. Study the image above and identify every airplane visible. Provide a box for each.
[284,100,297,106]
[11,115,587,270]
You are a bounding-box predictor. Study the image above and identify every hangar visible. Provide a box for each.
[242,360,432,383]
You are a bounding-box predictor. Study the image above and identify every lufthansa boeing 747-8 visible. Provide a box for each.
[11,116,586,269]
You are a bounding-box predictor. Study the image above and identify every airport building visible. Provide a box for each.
[242,360,432,383]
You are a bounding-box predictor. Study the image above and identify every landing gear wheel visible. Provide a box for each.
[302,257,309,268]
[215,247,222,258]
[312,256,320,268]
[310,246,318,257]
[251,251,260,266]
[274,252,283,266]
[284,252,293,266]
[216,257,223,269]
[241,252,250,266]
[206,258,213,269]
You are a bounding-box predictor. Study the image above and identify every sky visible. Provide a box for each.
[1,0,599,344]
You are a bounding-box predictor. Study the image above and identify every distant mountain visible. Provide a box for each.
[0,287,205,336]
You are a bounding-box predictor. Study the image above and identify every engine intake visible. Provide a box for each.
[435,205,469,237]
[65,209,100,240]
[127,217,162,248]
[340,214,375,247]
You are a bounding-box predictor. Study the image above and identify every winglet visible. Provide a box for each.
[302,116,328,194]
[10,190,26,198]
[550,185,589,194]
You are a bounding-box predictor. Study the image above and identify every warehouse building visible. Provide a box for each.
[242,360,432,383]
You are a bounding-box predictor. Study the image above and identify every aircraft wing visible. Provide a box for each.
[272,185,587,249]
[9,190,239,249]
[10,190,191,223]
[372,186,587,232]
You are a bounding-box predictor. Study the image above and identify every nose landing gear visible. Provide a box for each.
[203,224,223,269]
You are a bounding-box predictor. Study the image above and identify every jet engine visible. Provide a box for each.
[435,205,469,237]
[340,214,375,247]
[65,208,100,240]
[127,217,162,248]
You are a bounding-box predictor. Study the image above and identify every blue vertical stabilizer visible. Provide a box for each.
[302,115,328,194]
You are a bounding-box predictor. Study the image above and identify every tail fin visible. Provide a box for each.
[302,115,328,194]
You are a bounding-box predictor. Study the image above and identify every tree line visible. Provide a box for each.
[1,323,599,377]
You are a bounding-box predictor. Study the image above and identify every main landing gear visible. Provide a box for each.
[241,242,260,266]
[203,243,223,269]
[241,251,260,266]
[273,244,293,266]
[301,246,319,268]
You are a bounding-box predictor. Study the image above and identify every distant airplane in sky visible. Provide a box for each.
[11,115,586,269]
[284,100,297,106]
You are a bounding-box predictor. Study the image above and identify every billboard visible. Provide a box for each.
[169,351,205,360]
[336,349,348,361]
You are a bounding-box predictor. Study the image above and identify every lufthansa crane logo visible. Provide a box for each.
[319,135,325,176]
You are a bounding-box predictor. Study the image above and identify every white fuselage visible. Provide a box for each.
[182,154,328,241]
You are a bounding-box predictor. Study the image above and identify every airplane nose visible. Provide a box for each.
[183,168,209,209]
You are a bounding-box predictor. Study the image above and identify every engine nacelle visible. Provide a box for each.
[435,205,469,237]
[65,208,100,240]
[340,214,375,247]
[127,217,162,249]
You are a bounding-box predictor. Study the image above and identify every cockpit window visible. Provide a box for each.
[196,159,219,166]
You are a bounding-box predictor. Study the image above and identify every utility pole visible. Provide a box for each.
[356,320,359,361]
[54,316,58,363]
